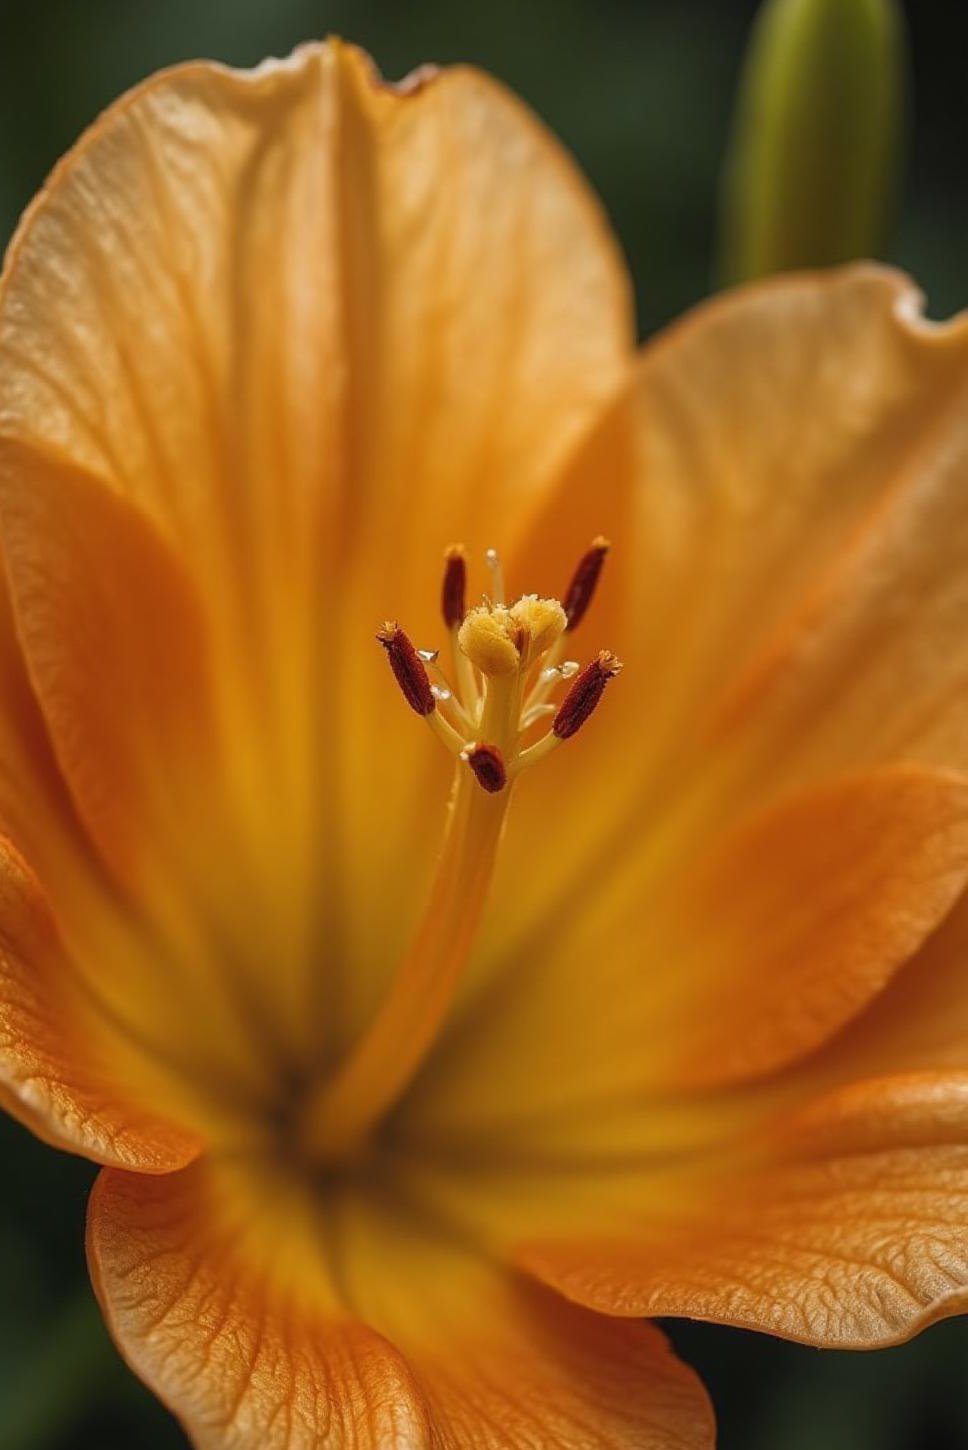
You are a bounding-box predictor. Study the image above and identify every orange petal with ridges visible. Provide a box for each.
[428,271,968,1262]
[825,885,968,1077]
[0,831,200,1170]
[0,42,631,611]
[401,765,968,1146]
[747,881,968,1106]
[710,360,968,794]
[88,1158,714,1449]
[655,765,968,1087]
[0,558,111,965]
[0,438,214,895]
[522,1072,968,1349]
[0,41,635,1061]
[630,266,968,787]
[487,268,968,999]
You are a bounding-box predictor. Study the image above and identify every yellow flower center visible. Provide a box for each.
[298,541,620,1161]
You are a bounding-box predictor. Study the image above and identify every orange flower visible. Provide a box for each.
[1,38,968,1448]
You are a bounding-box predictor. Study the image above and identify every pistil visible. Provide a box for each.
[299,542,620,1160]
[299,767,509,1159]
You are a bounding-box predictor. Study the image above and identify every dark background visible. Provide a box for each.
[0,2,966,1446]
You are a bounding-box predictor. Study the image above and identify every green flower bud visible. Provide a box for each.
[719,0,904,284]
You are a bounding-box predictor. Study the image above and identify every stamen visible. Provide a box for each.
[441,545,467,628]
[300,768,507,1159]
[522,658,581,718]
[426,656,475,732]
[519,702,557,730]
[461,742,507,794]
[314,542,620,1160]
[562,536,610,631]
[485,547,506,606]
[553,650,623,739]
[377,622,435,716]
[427,708,468,755]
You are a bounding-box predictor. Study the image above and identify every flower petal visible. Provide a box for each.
[0,546,102,904]
[727,879,968,1119]
[648,766,968,1088]
[0,41,634,1059]
[483,267,968,1035]
[799,886,968,1084]
[430,267,968,1144]
[0,829,200,1170]
[0,439,331,1092]
[89,1166,433,1450]
[88,1158,713,1450]
[0,437,214,891]
[630,265,968,787]
[0,446,277,1148]
[401,765,968,1152]
[0,41,631,595]
[521,1073,968,1349]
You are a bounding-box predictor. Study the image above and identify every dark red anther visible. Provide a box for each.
[562,536,610,631]
[464,743,507,793]
[376,622,436,716]
[553,651,622,740]
[441,544,468,629]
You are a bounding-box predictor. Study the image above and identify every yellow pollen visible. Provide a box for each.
[508,594,567,663]
[457,604,520,676]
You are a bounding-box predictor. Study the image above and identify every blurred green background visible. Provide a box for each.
[0,2,966,1447]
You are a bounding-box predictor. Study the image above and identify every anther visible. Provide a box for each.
[441,545,467,629]
[377,622,436,716]
[562,536,610,631]
[553,650,622,739]
[462,742,507,793]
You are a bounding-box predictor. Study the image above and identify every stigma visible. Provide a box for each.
[377,541,621,792]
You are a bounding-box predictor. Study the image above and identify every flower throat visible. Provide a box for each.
[299,540,621,1160]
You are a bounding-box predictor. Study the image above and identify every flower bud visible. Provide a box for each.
[719,0,904,283]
